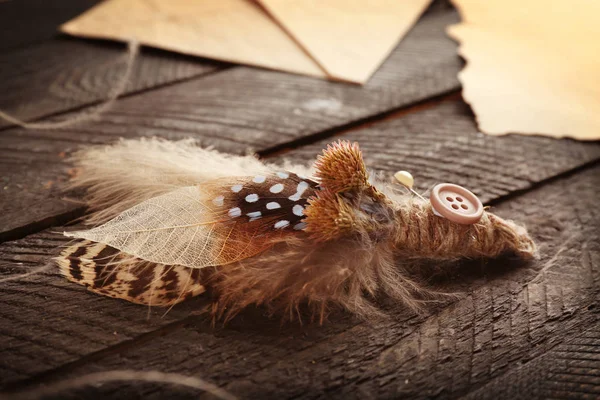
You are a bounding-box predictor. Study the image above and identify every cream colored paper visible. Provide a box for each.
[62,0,432,84]
[257,0,431,84]
[61,0,326,78]
[448,0,600,140]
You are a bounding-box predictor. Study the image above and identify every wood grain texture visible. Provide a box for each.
[0,7,462,240]
[1,1,597,397]
[465,324,600,399]
[0,0,100,52]
[3,164,596,398]
[0,39,222,130]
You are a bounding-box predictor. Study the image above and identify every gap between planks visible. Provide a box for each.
[486,158,600,207]
[0,315,202,392]
[258,90,461,158]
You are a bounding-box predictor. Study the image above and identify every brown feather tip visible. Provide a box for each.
[306,141,395,242]
[57,240,206,306]
[304,190,355,241]
[314,140,369,193]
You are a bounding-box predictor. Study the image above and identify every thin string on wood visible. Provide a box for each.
[0,40,139,130]
[0,370,236,400]
[0,262,53,283]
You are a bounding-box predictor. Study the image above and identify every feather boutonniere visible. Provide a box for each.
[57,139,536,322]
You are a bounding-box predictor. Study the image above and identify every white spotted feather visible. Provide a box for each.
[68,137,314,225]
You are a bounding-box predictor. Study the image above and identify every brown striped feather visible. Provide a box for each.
[56,240,206,306]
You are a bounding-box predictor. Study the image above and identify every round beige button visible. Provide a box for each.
[430,183,483,225]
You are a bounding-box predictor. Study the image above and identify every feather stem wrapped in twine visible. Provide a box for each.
[392,200,535,260]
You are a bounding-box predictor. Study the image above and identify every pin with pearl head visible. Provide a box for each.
[394,170,485,225]
[393,170,427,201]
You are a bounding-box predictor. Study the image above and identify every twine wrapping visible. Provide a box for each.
[393,200,536,261]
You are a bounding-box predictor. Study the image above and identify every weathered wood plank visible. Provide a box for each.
[0,40,223,130]
[0,0,99,52]
[464,324,600,399]
[0,7,463,240]
[0,5,460,131]
[4,163,594,399]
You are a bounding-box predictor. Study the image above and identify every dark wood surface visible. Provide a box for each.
[0,39,223,130]
[0,1,598,399]
[0,0,100,52]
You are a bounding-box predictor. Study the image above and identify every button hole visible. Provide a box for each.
[446,197,454,202]
[451,204,459,210]
[461,204,468,210]
[456,197,464,202]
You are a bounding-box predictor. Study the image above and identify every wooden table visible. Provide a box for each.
[1,1,598,398]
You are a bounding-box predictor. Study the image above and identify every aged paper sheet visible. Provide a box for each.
[257,0,431,84]
[448,0,600,140]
